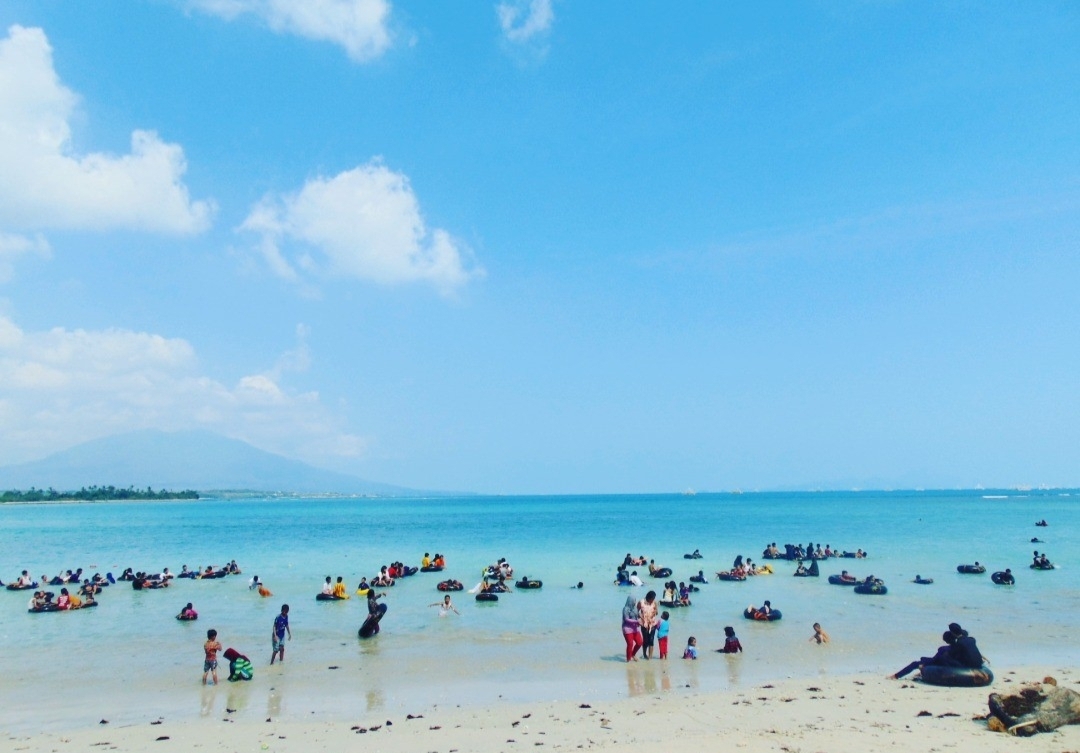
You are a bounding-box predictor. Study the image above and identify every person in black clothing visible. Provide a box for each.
[888,631,959,679]
[948,622,985,668]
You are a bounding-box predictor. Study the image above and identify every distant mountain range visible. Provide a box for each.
[0,430,435,496]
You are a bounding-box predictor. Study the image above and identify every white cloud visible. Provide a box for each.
[0,25,213,235]
[0,233,50,283]
[240,161,482,294]
[497,0,553,43]
[0,315,366,466]
[188,0,392,62]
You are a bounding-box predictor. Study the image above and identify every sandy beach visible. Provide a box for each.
[7,664,1077,753]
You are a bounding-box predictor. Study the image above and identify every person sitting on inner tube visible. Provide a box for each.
[760,600,773,617]
[839,570,856,583]
[321,576,334,596]
[356,577,371,594]
[678,582,692,606]
[888,631,959,679]
[948,623,985,668]
[662,582,676,602]
[332,577,349,599]
[629,571,644,587]
[178,602,198,620]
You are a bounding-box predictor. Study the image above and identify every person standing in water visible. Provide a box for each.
[271,605,291,664]
[621,595,642,662]
[638,591,659,659]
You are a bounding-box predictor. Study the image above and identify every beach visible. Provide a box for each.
[6,665,1079,753]
[2,491,1078,740]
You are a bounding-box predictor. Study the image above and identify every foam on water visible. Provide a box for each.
[0,490,1076,732]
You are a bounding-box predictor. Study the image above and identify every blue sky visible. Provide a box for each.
[0,1,1078,494]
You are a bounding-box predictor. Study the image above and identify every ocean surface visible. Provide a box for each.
[1,490,1077,733]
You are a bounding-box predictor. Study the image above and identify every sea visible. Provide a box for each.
[0,490,1077,733]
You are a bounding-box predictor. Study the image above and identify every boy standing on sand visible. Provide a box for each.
[271,604,291,664]
[203,629,222,685]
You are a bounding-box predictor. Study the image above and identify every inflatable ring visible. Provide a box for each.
[475,592,499,602]
[658,599,685,608]
[1030,563,1056,570]
[956,564,986,574]
[828,575,858,585]
[853,583,888,595]
[316,593,346,601]
[176,613,198,621]
[437,581,463,592]
[991,571,1015,585]
[716,573,746,582]
[420,565,444,573]
[743,608,781,621]
[6,583,37,591]
[913,577,934,585]
[650,568,673,578]
[358,602,388,638]
[515,579,542,589]
[919,663,994,687]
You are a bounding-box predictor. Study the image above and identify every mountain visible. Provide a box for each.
[0,430,429,496]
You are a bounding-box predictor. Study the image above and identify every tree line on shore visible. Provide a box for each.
[0,485,200,502]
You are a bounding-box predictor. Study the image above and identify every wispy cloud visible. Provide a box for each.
[0,25,213,236]
[496,0,554,43]
[188,0,393,62]
[0,233,50,284]
[240,161,483,295]
[0,315,367,467]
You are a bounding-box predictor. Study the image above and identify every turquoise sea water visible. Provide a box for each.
[0,490,1077,733]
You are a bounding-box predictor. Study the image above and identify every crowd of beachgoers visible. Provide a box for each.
[3,524,1056,689]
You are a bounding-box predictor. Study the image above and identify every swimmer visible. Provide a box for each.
[429,594,459,616]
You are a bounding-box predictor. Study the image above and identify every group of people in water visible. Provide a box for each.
[27,586,95,612]
[762,542,867,560]
[621,589,754,662]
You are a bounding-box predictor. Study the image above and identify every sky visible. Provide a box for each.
[0,1,1078,494]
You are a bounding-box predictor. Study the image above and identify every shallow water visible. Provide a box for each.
[0,490,1076,733]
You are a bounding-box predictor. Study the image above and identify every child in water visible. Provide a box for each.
[203,629,222,685]
[682,636,698,660]
[657,611,670,659]
[809,622,830,644]
[718,625,743,654]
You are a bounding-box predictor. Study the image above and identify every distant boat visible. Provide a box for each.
[682,488,697,496]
